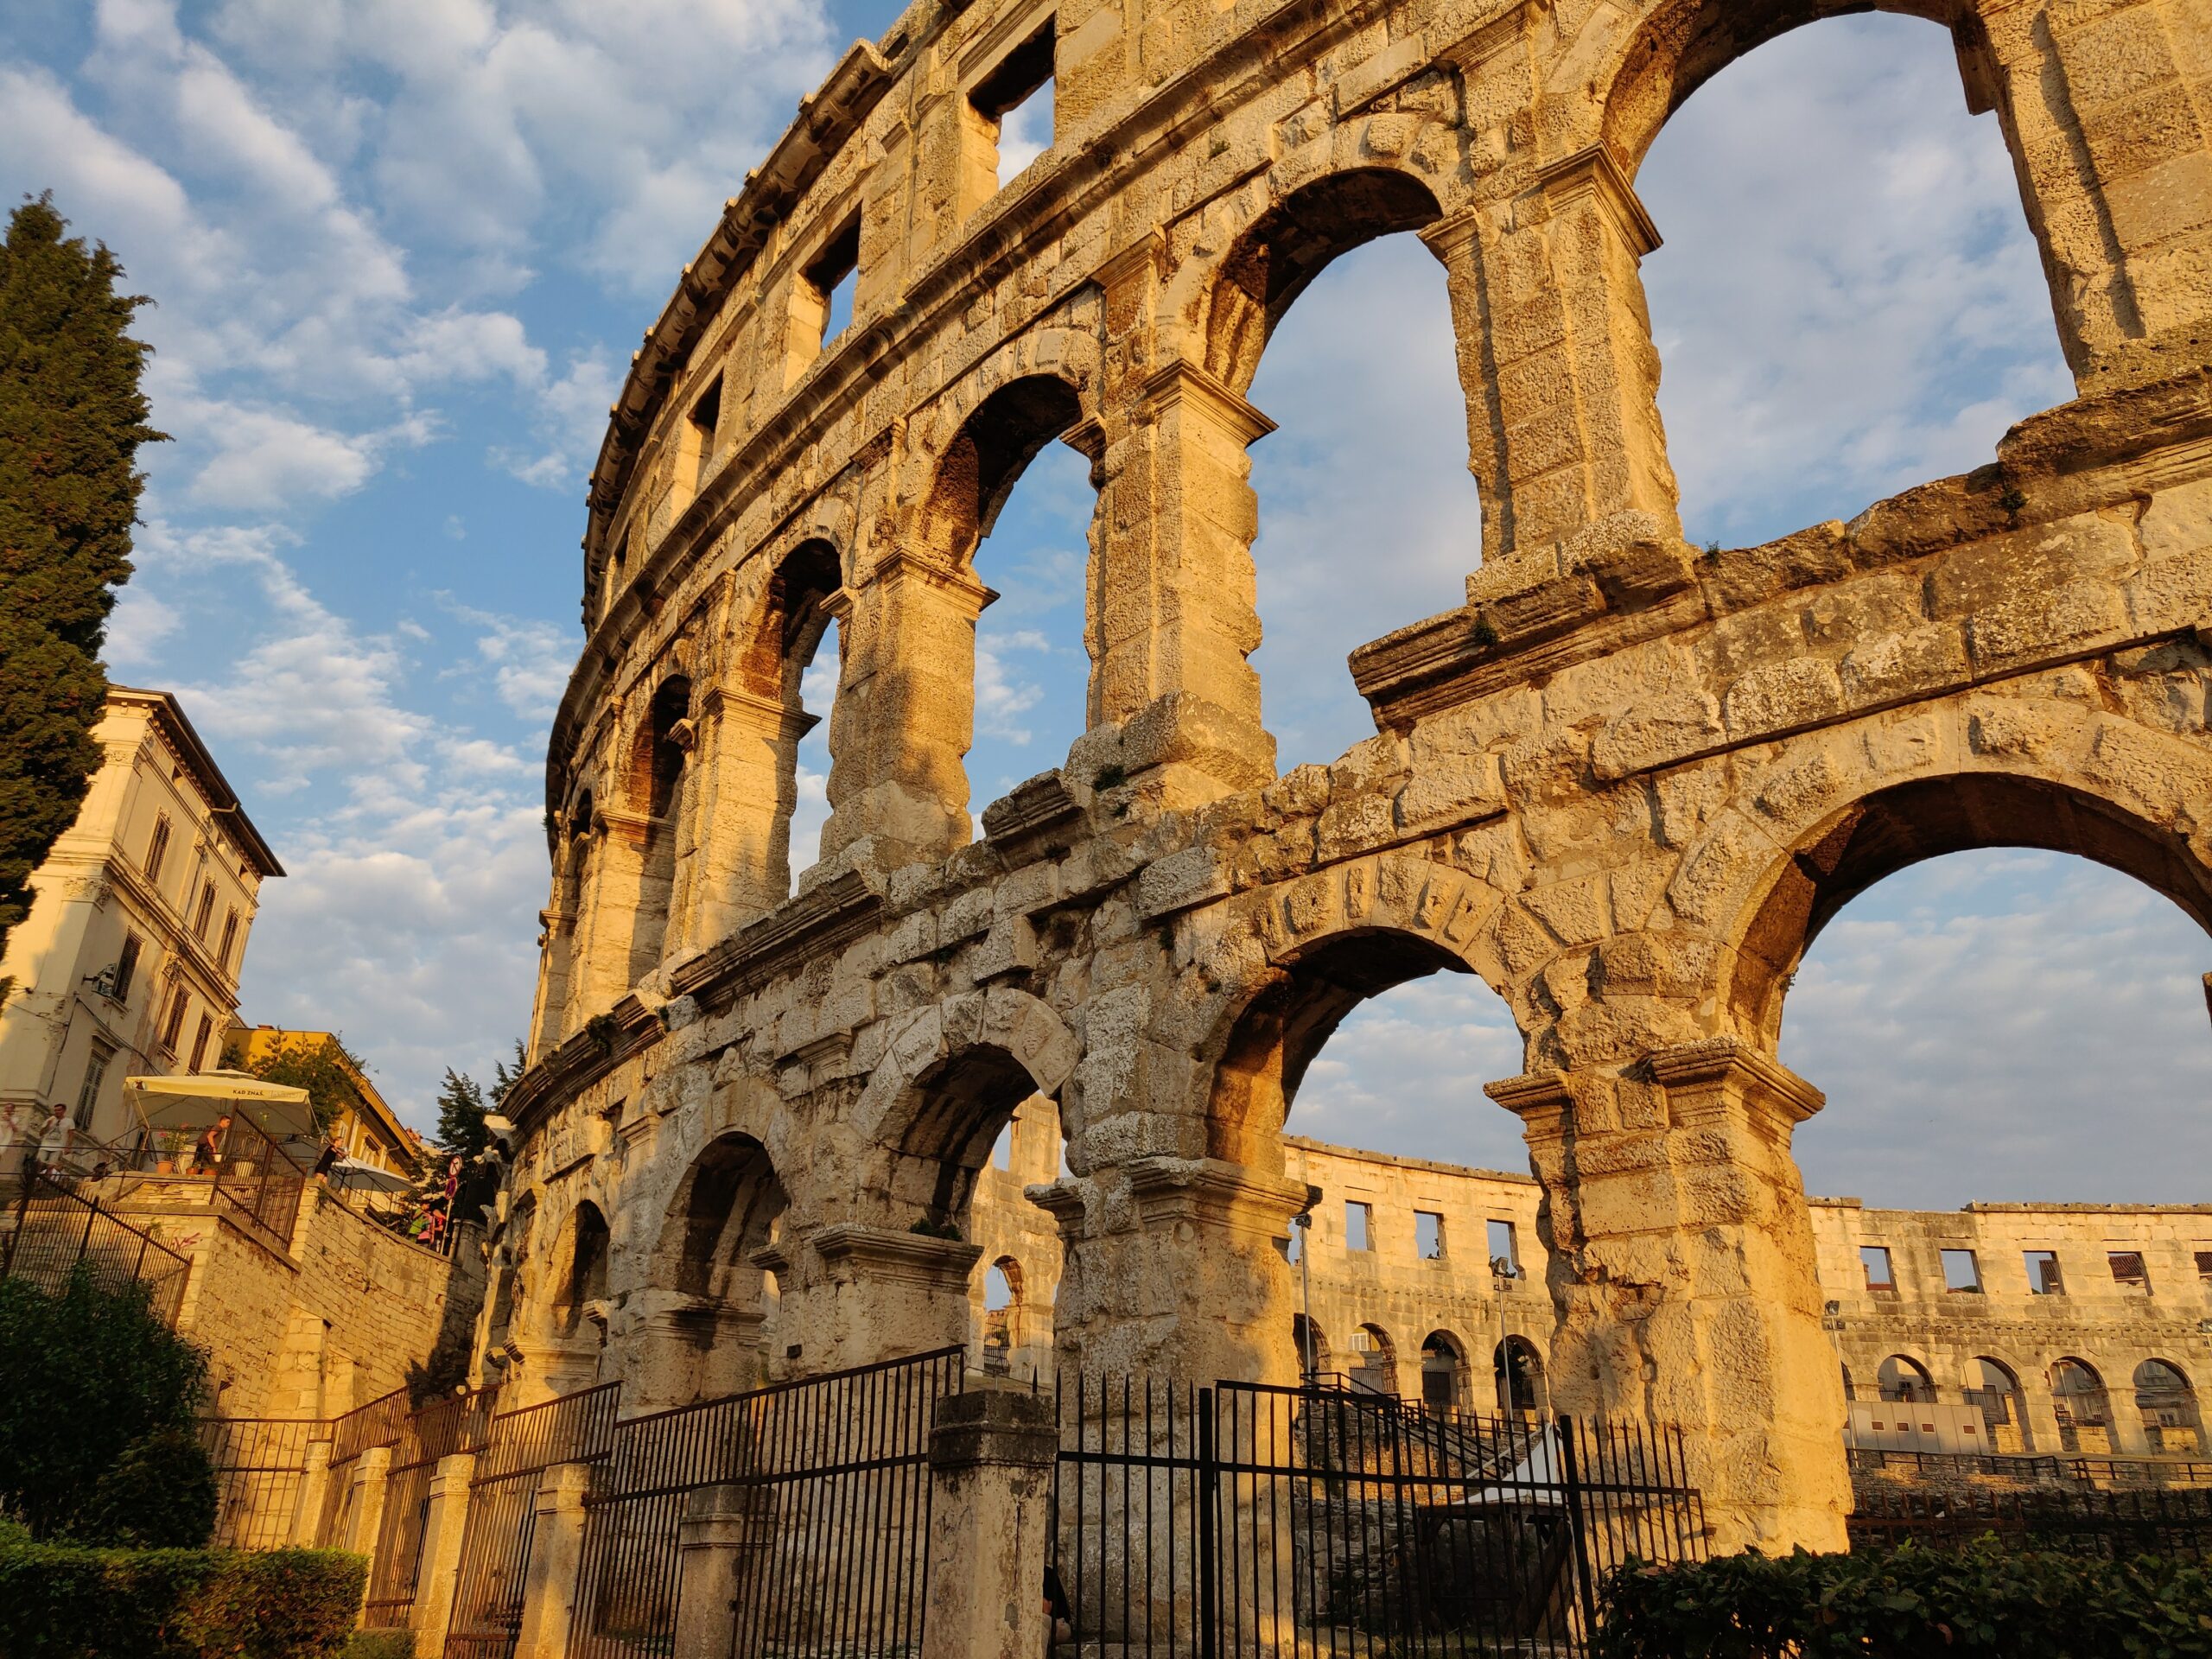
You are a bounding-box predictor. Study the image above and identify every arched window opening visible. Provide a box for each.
[980,1256,1023,1374]
[1420,1332,1467,1415]
[541,797,594,1050]
[2135,1359,2202,1455]
[642,1135,789,1406]
[552,1202,610,1341]
[1968,1357,2031,1453]
[1233,173,1476,775]
[1493,1336,1544,1418]
[887,1045,1058,1236]
[1293,1315,1331,1382]
[1749,779,2212,1208]
[626,676,692,980]
[741,540,841,898]
[1349,1324,1395,1396]
[1877,1355,1935,1405]
[2051,1357,2113,1453]
[1634,12,2071,551]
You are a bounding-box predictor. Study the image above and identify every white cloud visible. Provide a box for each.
[974,629,1050,746]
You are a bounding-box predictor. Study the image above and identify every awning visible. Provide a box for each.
[124,1071,318,1146]
[328,1156,413,1195]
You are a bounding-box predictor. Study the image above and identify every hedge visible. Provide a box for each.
[0,1544,365,1659]
[1596,1539,2212,1658]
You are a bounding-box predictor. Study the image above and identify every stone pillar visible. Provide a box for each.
[679,684,819,948]
[772,1224,982,1372]
[343,1445,394,1556]
[628,1294,766,1413]
[512,1462,594,1659]
[1090,360,1277,808]
[2020,1366,2064,1456]
[569,817,645,1025]
[1978,0,2212,388]
[528,905,577,1061]
[674,1482,777,1659]
[290,1438,334,1547]
[410,1451,477,1653]
[1421,148,1682,572]
[1489,1039,1851,1555]
[919,1382,1057,1659]
[1034,1156,1309,1386]
[823,553,994,868]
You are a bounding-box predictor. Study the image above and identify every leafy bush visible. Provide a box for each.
[0,1543,365,1659]
[1596,1539,2212,1658]
[0,1265,213,1543]
[337,1632,416,1659]
[73,1427,219,1548]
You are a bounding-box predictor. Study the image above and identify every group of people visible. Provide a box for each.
[0,1101,105,1192]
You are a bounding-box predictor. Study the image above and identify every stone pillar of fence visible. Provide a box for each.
[674,1481,777,1659]
[344,1446,394,1557]
[290,1438,334,1547]
[512,1461,595,1659]
[920,1381,1057,1659]
[410,1451,477,1654]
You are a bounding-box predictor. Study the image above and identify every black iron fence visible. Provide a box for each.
[565,1346,963,1659]
[364,1386,504,1630]
[202,1416,327,1549]
[444,1382,620,1659]
[317,1387,412,1548]
[1851,1484,2212,1560]
[1849,1445,2212,1491]
[0,1170,190,1325]
[1051,1375,1707,1659]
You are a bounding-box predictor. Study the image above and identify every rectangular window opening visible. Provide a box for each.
[188,1014,214,1073]
[1415,1211,1445,1261]
[2024,1249,2063,1295]
[1486,1218,1520,1278]
[144,814,172,884]
[804,214,861,347]
[685,375,723,493]
[1345,1200,1372,1253]
[971,18,1056,190]
[1860,1244,1896,1293]
[2108,1249,2151,1291]
[73,1042,114,1129]
[219,911,239,973]
[192,880,216,940]
[157,986,189,1055]
[112,933,143,1004]
[2196,1249,2212,1288]
[1940,1249,1982,1293]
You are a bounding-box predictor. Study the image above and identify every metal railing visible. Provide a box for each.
[444,1382,621,1659]
[0,1169,191,1325]
[1848,1446,2212,1490]
[1851,1484,2212,1560]
[1050,1374,1707,1659]
[202,1416,327,1549]
[317,1386,412,1548]
[364,1386,504,1630]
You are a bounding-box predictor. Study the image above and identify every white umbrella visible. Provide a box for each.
[123,1071,318,1149]
[327,1156,413,1195]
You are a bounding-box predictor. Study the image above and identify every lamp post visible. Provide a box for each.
[1490,1253,1522,1414]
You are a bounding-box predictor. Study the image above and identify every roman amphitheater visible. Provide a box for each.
[477,0,2212,1562]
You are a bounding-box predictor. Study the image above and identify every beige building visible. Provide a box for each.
[226,1024,419,1179]
[0,688,282,1161]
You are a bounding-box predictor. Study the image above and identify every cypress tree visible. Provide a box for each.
[0,194,163,976]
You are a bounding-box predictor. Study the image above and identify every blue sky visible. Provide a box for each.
[4,3,2206,1206]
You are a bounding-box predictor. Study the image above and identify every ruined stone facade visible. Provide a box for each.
[485,0,2212,1554]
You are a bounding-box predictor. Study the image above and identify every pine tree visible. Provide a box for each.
[0,194,163,977]
[435,1067,489,1160]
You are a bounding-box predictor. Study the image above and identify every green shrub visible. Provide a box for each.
[1596,1539,2212,1658]
[338,1632,416,1659]
[73,1427,219,1548]
[0,1543,364,1659]
[0,1265,213,1543]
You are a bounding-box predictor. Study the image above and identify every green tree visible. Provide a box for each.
[0,194,163,980]
[220,1030,369,1135]
[433,1068,488,1160]
[0,1266,214,1544]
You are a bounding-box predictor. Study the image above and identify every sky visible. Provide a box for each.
[3,3,2206,1207]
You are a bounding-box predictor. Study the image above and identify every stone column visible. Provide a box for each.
[290,1438,334,1548]
[410,1451,478,1653]
[1977,0,2212,388]
[919,1382,1058,1659]
[2020,1363,2065,1457]
[568,817,645,1025]
[675,1482,777,1659]
[1421,147,1682,573]
[679,684,819,948]
[1090,359,1278,808]
[342,1445,394,1556]
[528,906,577,1061]
[1489,1039,1851,1555]
[822,552,994,868]
[512,1462,594,1659]
[770,1224,982,1372]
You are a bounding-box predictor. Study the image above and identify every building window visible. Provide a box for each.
[218,910,239,972]
[683,375,722,498]
[1941,1249,1982,1293]
[2196,1249,2212,1288]
[1344,1200,1373,1252]
[970,16,1056,190]
[2024,1249,2064,1294]
[144,814,172,884]
[1415,1211,1446,1261]
[73,1042,114,1129]
[188,1013,213,1073]
[1487,1218,1521,1277]
[192,880,216,939]
[111,933,143,1004]
[2109,1250,2152,1292]
[156,985,189,1055]
[1860,1245,1897,1293]
[790,213,861,373]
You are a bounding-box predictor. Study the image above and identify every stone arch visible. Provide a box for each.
[1196,168,1446,395]
[2134,1357,2202,1453]
[632,1133,789,1407]
[1877,1353,1936,1403]
[2051,1355,2114,1451]
[980,1255,1023,1370]
[1293,1313,1332,1379]
[1971,1355,2033,1452]
[1420,1329,1470,1412]
[1493,1333,1546,1416]
[1350,1322,1397,1395]
[911,373,1090,570]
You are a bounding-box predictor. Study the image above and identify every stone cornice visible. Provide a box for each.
[1534,144,1662,259]
[1137,359,1279,445]
[808,1222,982,1287]
[667,867,885,1007]
[1649,1038,1827,1125]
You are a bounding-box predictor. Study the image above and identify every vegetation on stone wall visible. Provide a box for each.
[221,1029,373,1134]
[0,1265,214,1545]
[0,194,162,984]
[1596,1540,2212,1657]
[0,1542,365,1658]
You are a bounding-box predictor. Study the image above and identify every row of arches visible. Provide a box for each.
[1853,1353,2204,1456]
[1295,1317,1549,1418]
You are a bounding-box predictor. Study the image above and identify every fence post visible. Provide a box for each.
[345,1446,395,1557]
[512,1461,594,1659]
[675,1481,776,1659]
[410,1451,477,1655]
[291,1438,334,1547]
[1556,1416,1602,1639]
[1198,1387,1217,1659]
[920,1379,1058,1659]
